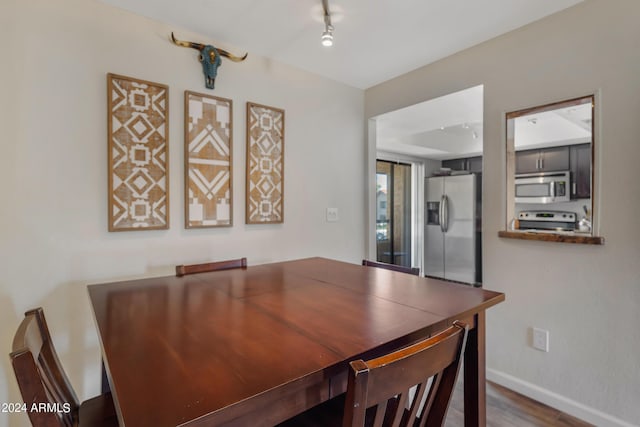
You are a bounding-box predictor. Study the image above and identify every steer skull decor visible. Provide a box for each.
[171,32,247,90]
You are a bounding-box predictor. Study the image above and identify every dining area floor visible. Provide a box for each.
[445,381,593,427]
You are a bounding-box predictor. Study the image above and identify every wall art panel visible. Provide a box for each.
[107,73,169,231]
[246,102,284,224]
[184,91,233,228]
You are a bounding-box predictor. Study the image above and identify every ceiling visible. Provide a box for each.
[99,0,585,160]
[375,86,592,160]
[375,85,484,159]
[97,0,584,89]
[513,101,592,149]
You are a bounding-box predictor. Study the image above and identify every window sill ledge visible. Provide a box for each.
[498,230,604,245]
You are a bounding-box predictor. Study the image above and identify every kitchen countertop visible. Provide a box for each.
[498,229,604,245]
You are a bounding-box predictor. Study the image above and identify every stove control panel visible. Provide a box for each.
[518,211,576,223]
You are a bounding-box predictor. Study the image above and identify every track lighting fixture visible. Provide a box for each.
[321,0,334,47]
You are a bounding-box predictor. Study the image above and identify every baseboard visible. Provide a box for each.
[487,369,637,427]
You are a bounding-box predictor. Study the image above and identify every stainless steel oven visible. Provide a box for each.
[515,171,570,204]
[517,210,576,231]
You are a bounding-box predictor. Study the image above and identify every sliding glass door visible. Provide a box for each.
[376,160,412,267]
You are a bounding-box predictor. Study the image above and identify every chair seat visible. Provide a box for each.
[277,394,345,427]
[277,394,408,427]
[78,392,119,427]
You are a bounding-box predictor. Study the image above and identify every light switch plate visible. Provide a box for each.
[532,327,549,352]
[326,207,339,222]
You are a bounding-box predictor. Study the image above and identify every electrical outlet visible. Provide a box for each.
[326,207,339,222]
[532,328,549,352]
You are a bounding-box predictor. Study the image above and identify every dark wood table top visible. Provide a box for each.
[88,257,504,427]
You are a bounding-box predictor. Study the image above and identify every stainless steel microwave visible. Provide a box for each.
[515,171,570,204]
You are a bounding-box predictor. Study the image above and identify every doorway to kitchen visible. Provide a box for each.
[376,160,412,267]
[367,84,484,281]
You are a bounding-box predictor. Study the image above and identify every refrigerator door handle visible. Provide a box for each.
[442,195,449,233]
[439,196,446,232]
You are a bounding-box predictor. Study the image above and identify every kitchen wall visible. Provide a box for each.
[0,0,364,425]
[366,0,640,425]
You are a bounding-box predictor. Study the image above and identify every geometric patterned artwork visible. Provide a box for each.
[246,102,284,224]
[107,73,169,231]
[185,91,233,228]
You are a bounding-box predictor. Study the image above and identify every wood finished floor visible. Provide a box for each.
[444,381,594,427]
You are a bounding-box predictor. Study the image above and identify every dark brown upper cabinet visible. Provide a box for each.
[442,156,483,173]
[515,146,569,174]
[570,143,591,199]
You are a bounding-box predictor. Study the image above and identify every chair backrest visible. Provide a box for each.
[343,321,468,427]
[362,259,420,276]
[10,307,80,427]
[176,257,247,277]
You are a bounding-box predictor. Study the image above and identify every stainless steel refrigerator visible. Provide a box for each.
[424,174,479,285]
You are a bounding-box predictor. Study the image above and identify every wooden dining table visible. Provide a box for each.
[88,257,504,427]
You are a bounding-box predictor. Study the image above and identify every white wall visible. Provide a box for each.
[366,1,640,425]
[0,0,364,425]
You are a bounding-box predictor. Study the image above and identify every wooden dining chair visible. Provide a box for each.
[175,257,247,277]
[362,259,420,276]
[10,307,118,427]
[278,321,469,427]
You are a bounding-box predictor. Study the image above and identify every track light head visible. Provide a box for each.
[321,25,334,46]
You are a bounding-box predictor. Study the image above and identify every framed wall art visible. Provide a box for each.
[184,91,233,228]
[246,102,284,224]
[107,73,169,231]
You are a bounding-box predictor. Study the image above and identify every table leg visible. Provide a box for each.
[464,311,486,427]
